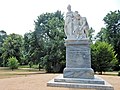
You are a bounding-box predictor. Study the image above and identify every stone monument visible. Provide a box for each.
[47,5,114,90]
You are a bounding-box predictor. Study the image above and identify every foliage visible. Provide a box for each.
[103,10,120,70]
[118,70,120,76]
[0,30,7,46]
[88,27,95,43]
[1,33,23,66]
[7,57,19,71]
[34,11,66,73]
[23,31,44,65]
[0,30,7,66]
[91,41,117,74]
[28,61,33,68]
[95,28,108,42]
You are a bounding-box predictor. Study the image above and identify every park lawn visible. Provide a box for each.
[0,67,45,79]
[0,68,119,90]
[0,67,118,79]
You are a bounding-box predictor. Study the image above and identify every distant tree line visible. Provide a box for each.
[0,10,119,74]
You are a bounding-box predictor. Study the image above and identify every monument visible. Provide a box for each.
[47,5,114,90]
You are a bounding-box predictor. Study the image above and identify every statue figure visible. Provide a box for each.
[73,11,82,38]
[64,5,74,38]
[64,5,89,40]
[76,17,89,39]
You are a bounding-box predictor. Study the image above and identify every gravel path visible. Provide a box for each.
[0,74,119,90]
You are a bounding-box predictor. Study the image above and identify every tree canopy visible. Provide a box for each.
[33,11,66,72]
[96,10,120,70]
[1,33,23,66]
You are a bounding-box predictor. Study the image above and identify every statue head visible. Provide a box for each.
[74,11,81,20]
[67,4,71,11]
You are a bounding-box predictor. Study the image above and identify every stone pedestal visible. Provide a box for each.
[47,74,114,90]
[63,40,94,79]
[47,39,114,90]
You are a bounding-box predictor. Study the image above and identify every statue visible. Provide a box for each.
[64,5,74,37]
[64,5,89,40]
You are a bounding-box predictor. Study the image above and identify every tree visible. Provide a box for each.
[0,30,7,45]
[1,33,23,66]
[88,27,95,43]
[7,57,19,71]
[103,10,120,68]
[23,31,44,65]
[91,41,117,74]
[28,61,33,68]
[34,11,66,72]
[95,28,108,42]
[0,30,7,66]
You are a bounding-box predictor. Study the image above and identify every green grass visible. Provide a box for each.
[19,64,39,69]
[0,66,45,73]
[0,66,46,79]
[0,66,119,79]
[19,65,29,68]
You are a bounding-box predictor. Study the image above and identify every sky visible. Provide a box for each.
[0,0,120,36]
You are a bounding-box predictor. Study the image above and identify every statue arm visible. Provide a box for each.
[80,17,87,30]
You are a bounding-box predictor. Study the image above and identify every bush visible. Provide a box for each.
[118,71,120,76]
[7,57,19,71]
[91,41,117,74]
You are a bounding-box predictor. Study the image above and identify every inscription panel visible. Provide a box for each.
[66,45,91,68]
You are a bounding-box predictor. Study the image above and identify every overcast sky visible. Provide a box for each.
[0,0,120,36]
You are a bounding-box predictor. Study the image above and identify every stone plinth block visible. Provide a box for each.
[64,39,94,79]
[65,39,91,68]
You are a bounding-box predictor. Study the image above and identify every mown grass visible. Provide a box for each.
[0,67,45,79]
[19,65,40,69]
[0,67,119,79]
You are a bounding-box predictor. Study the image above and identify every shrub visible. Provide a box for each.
[91,41,117,74]
[7,57,19,71]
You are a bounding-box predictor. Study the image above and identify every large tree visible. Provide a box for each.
[23,31,44,65]
[0,30,7,66]
[96,10,120,70]
[95,28,108,42]
[1,33,23,66]
[98,10,120,69]
[0,30,7,44]
[34,11,65,72]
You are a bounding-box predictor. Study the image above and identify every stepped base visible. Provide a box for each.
[47,74,114,90]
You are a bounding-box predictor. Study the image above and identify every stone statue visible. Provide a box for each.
[64,5,89,40]
[64,4,74,38]
[76,17,89,39]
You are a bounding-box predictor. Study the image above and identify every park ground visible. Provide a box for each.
[0,67,120,90]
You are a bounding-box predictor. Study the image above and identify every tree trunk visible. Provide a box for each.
[98,71,102,75]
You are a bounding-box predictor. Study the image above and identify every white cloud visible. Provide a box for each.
[0,0,120,35]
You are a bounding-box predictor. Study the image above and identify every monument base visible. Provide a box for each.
[47,74,114,90]
[64,68,94,79]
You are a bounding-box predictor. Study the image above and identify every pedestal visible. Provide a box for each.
[63,40,94,79]
[47,39,114,90]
